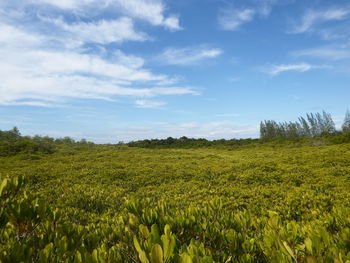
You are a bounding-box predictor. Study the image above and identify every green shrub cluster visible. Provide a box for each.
[0,128,96,157]
[1,132,350,262]
[0,128,56,156]
[1,176,349,263]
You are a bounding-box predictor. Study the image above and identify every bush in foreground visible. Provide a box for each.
[1,176,349,262]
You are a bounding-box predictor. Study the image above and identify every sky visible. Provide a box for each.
[0,0,350,143]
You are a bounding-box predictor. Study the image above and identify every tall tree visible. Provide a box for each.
[307,113,318,136]
[321,111,336,134]
[342,109,350,133]
[298,117,311,137]
[259,111,337,139]
[260,121,267,139]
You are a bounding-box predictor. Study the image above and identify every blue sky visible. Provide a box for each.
[0,0,350,143]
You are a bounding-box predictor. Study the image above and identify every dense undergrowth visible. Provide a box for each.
[1,131,350,262]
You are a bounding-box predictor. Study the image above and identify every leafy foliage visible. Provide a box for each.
[0,127,56,156]
[1,139,350,262]
[127,137,260,149]
[0,127,96,157]
[0,175,349,262]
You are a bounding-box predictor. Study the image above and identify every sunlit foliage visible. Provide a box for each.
[1,137,350,262]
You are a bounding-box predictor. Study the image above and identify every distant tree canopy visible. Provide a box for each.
[260,111,338,139]
[0,127,56,156]
[0,127,21,141]
[0,127,93,156]
[127,136,258,148]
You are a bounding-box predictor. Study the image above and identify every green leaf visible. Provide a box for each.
[139,250,150,263]
[224,256,232,263]
[305,238,313,254]
[150,244,163,263]
[306,256,318,263]
[74,251,83,263]
[140,224,150,238]
[282,241,296,262]
[151,224,161,244]
[92,249,99,263]
[180,253,192,263]
[134,236,143,253]
[0,178,8,197]
[38,243,53,263]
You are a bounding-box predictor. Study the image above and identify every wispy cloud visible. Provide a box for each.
[0,22,196,106]
[0,0,195,107]
[291,8,350,33]
[135,100,166,108]
[7,0,181,31]
[292,44,350,60]
[261,63,330,75]
[218,9,255,31]
[217,0,291,31]
[0,23,42,47]
[112,0,181,31]
[42,17,149,46]
[157,46,223,66]
[28,0,94,9]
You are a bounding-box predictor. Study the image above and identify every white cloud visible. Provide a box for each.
[135,100,166,108]
[0,23,42,46]
[217,0,291,31]
[256,0,293,16]
[317,22,350,40]
[29,0,93,9]
[113,0,181,31]
[218,9,255,31]
[0,22,197,106]
[149,87,200,96]
[44,17,148,45]
[292,8,350,33]
[15,0,181,30]
[158,46,223,66]
[1,101,59,107]
[292,45,350,60]
[261,63,329,75]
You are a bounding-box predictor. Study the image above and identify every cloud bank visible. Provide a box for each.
[0,0,193,107]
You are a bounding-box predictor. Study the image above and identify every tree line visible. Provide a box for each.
[0,128,94,156]
[1,110,350,153]
[260,110,350,139]
[127,136,258,148]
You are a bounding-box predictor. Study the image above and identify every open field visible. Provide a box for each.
[1,141,350,262]
[2,143,350,220]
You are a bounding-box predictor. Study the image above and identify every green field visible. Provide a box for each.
[1,141,350,262]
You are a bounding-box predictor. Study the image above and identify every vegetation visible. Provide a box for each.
[0,110,350,262]
[260,111,337,139]
[127,137,259,149]
[0,127,56,156]
[342,110,350,133]
[0,128,94,157]
[1,131,350,262]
